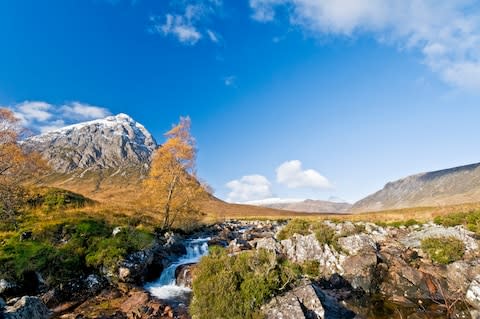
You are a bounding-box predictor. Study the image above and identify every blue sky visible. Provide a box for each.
[2,0,480,203]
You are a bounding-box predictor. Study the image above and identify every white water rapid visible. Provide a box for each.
[145,237,209,302]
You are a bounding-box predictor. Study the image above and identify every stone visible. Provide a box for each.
[399,224,478,253]
[467,275,480,310]
[0,279,18,297]
[263,284,325,319]
[341,252,378,292]
[337,234,377,256]
[280,234,345,276]
[3,296,50,319]
[175,263,196,288]
[112,227,122,236]
[228,238,251,253]
[255,237,282,253]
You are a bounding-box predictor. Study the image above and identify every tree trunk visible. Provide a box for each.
[162,175,178,230]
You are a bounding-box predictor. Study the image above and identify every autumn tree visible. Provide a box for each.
[144,117,208,231]
[0,108,48,229]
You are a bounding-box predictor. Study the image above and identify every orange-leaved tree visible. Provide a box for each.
[144,117,208,231]
[0,108,48,229]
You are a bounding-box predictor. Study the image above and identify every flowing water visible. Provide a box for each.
[145,237,209,304]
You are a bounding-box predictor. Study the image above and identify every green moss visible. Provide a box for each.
[191,248,299,319]
[421,236,465,265]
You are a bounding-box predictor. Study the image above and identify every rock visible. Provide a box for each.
[263,284,325,319]
[116,243,165,283]
[467,275,480,310]
[3,296,49,319]
[40,275,106,308]
[280,234,345,276]
[0,279,19,298]
[228,238,251,253]
[341,252,378,292]
[112,227,122,236]
[337,234,377,255]
[20,232,32,241]
[399,224,478,253]
[175,263,196,288]
[254,237,282,253]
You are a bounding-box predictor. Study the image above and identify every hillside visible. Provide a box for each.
[352,162,480,212]
[247,199,351,214]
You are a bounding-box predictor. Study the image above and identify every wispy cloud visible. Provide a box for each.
[5,101,111,134]
[223,75,237,87]
[150,0,222,45]
[249,0,480,91]
[276,160,331,189]
[226,174,272,202]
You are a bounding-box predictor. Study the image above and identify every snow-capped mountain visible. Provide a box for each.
[22,113,158,173]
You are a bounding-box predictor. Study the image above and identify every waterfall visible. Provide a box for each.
[145,237,210,302]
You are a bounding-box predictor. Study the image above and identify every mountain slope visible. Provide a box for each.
[21,114,158,202]
[248,199,351,213]
[22,113,157,173]
[352,162,480,212]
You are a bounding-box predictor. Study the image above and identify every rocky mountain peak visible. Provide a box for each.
[22,113,158,173]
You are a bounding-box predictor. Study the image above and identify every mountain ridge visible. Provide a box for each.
[352,162,480,212]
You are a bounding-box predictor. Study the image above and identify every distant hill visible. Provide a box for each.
[247,198,351,214]
[352,162,480,212]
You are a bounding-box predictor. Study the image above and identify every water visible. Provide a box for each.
[145,237,210,303]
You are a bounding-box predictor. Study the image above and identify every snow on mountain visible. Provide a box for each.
[22,113,158,173]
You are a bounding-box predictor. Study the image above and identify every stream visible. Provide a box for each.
[144,237,210,304]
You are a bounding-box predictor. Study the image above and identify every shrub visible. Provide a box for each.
[434,211,480,235]
[191,248,299,319]
[313,223,336,246]
[277,219,311,240]
[421,236,465,265]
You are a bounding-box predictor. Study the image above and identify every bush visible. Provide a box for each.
[277,219,311,240]
[421,236,465,265]
[191,248,299,319]
[434,211,480,235]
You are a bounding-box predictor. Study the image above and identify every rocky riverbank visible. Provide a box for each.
[1,219,480,319]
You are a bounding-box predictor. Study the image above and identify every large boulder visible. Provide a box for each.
[341,252,378,293]
[263,284,325,319]
[3,296,49,319]
[280,234,345,275]
[337,234,377,256]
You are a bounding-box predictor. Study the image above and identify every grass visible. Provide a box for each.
[433,210,480,235]
[0,188,156,288]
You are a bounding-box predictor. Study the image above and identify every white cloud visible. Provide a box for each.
[7,100,111,134]
[151,1,222,45]
[276,160,331,189]
[61,102,111,121]
[249,0,480,91]
[16,101,53,122]
[226,174,272,202]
